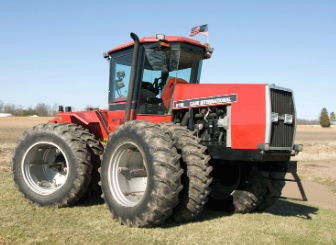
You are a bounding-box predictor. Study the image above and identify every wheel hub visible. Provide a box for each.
[22,142,69,195]
[108,142,148,207]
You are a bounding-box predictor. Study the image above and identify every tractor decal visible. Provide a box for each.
[173,94,237,109]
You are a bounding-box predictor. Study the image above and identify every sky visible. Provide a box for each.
[0,0,335,119]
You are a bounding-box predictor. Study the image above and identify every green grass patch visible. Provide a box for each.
[1,172,336,244]
[313,177,336,194]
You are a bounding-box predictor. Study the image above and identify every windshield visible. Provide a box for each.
[138,49,203,115]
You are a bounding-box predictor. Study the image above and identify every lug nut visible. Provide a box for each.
[127,149,132,153]
[64,167,67,172]
[56,149,60,154]
[37,182,42,186]
[29,164,34,168]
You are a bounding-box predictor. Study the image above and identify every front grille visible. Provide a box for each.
[270,89,295,147]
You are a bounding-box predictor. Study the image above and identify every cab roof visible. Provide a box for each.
[108,36,206,54]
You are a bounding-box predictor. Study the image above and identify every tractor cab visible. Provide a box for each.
[106,35,211,118]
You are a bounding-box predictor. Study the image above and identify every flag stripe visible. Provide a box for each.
[189,24,208,38]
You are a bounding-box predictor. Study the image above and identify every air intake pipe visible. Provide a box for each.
[125,32,140,122]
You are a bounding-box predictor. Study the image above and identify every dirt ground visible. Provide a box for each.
[0,118,335,210]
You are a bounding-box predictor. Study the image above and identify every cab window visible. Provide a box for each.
[109,53,133,102]
[138,49,203,115]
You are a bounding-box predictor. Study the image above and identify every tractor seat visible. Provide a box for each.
[161,77,188,108]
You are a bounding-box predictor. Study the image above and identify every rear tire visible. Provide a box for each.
[205,165,267,214]
[159,123,213,222]
[11,123,91,207]
[100,121,183,227]
[256,171,286,212]
[232,166,267,213]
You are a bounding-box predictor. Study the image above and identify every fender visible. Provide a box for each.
[49,110,109,141]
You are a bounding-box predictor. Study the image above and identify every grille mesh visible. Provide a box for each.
[270,89,295,147]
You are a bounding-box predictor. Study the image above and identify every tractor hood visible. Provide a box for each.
[172,83,267,111]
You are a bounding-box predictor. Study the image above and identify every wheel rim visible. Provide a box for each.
[21,142,69,195]
[108,142,147,207]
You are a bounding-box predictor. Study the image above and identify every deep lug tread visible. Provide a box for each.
[66,125,103,200]
[158,123,213,222]
[256,170,286,212]
[231,166,268,213]
[11,123,92,208]
[101,120,183,228]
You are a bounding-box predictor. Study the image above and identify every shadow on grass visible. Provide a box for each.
[265,199,318,219]
[70,185,318,226]
[75,191,104,207]
[162,199,319,228]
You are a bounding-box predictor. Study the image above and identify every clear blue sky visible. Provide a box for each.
[0,0,335,119]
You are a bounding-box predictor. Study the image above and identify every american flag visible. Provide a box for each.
[189,24,208,38]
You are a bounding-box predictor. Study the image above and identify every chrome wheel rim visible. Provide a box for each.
[108,142,147,207]
[21,142,69,195]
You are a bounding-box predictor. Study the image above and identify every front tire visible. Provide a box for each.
[11,123,92,207]
[100,121,183,227]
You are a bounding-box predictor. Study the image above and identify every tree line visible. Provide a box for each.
[0,100,101,117]
[0,100,59,116]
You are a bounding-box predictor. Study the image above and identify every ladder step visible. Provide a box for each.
[277,196,307,201]
[268,177,296,182]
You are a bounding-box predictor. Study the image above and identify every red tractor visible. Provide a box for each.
[12,33,306,227]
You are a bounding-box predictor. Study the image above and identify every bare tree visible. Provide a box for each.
[3,103,16,115]
[147,50,179,72]
[0,100,4,112]
[297,118,319,125]
[84,105,99,111]
[35,103,50,116]
[330,112,336,125]
[14,105,24,116]
[51,103,59,116]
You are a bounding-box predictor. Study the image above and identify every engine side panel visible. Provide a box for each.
[172,84,267,150]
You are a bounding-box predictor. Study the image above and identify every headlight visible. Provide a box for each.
[271,112,278,122]
[284,114,293,124]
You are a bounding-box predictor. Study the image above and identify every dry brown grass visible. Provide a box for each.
[291,125,336,190]
[0,117,55,172]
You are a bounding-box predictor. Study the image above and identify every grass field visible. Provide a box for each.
[1,118,336,244]
[1,171,335,244]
